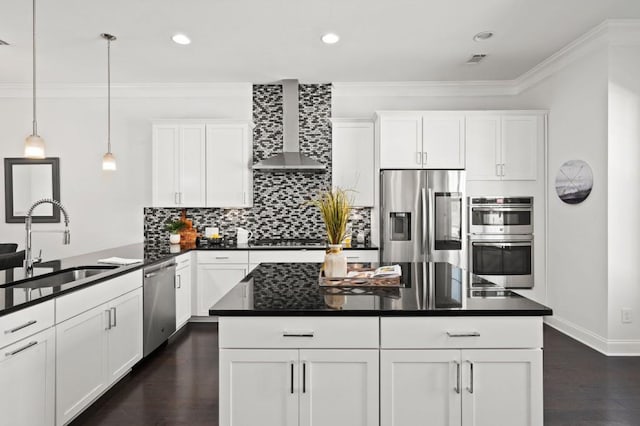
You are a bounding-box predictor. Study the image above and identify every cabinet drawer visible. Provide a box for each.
[219,316,379,349]
[344,250,379,263]
[381,316,542,349]
[249,250,325,264]
[0,300,54,349]
[175,253,192,269]
[198,251,248,264]
[56,270,143,324]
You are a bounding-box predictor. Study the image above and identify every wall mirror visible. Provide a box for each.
[4,157,61,223]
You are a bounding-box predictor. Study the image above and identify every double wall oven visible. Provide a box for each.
[468,197,534,288]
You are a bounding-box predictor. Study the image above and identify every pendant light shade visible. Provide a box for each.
[101,33,117,171]
[25,0,45,159]
[102,152,116,171]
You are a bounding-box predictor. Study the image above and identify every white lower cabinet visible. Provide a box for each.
[220,348,379,426]
[196,264,248,316]
[176,254,193,328]
[56,287,143,425]
[380,348,542,426]
[0,327,55,426]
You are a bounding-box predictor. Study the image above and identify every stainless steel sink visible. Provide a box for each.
[10,266,118,289]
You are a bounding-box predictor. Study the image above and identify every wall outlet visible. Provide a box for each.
[622,308,633,324]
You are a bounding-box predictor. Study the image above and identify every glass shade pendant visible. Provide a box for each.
[102,152,116,171]
[101,33,117,171]
[25,0,45,159]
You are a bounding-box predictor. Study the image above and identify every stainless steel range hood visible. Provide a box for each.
[253,79,326,172]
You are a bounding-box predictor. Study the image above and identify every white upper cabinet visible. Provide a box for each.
[331,119,375,207]
[152,120,253,208]
[378,112,465,170]
[464,116,501,180]
[206,122,253,208]
[501,115,540,180]
[422,113,465,169]
[466,113,543,181]
[378,113,423,169]
[152,123,206,207]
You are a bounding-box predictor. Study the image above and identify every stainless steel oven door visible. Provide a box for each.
[469,206,533,235]
[469,235,533,288]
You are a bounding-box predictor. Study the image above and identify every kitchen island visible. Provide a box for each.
[210,262,552,426]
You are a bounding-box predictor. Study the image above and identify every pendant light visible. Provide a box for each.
[101,33,117,171]
[24,0,45,158]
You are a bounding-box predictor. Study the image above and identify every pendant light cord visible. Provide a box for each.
[107,37,111,153]
[32,0,37,136]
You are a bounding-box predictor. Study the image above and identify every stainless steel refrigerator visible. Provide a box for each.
[380,170,466,267]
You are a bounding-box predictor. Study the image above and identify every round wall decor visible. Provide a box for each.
[555,160,593,204]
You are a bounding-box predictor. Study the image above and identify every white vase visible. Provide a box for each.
[169,233,181,244]
[324,244,347,278]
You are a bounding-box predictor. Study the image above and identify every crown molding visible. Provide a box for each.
[332,80,519,98]
[0,82,252,98]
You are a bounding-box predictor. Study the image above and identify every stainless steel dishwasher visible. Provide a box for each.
[143,259,177,357]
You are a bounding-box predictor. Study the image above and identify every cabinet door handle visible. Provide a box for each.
[5,340,38,357]
[302,361,307,393]
[5,320,37,334]
[174,192,179,205]
[176,275,181,289]
[501,164,505,177]
[416,152,422,165]
[454,361,461,394]
[111,307,117,328]
[290,362,295,394]
[467,361,474,394]
[283,331,315,338]
[446,331,480,338]
[495,164,500,177]
[423,152,428,165]
[105,310,112,330]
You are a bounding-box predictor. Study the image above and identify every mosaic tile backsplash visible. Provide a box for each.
[144,84,372,248]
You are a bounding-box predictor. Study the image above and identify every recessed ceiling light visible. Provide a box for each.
[321,33,340,45]
[473,31,494,42]
[172,33,191,45]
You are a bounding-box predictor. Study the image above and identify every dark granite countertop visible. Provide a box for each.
[0,242,379,317]
[210,262,553,317]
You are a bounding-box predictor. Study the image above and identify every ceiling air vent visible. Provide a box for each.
[0,40,9,46]
[466,54,486,64]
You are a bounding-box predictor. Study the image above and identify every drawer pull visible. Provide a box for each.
[5,341,38,357]
[446,331,480,338]
[215,256,230,260]
[5,320,37,334]
[283,331,315,338]
[346,256,359,260]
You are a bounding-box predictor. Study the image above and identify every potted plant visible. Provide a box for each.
[309,188,353,278]
[165,219,186,245]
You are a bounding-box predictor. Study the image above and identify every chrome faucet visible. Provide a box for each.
[25,198,70,277]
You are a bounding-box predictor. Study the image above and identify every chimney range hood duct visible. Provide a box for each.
[252,79,326,172]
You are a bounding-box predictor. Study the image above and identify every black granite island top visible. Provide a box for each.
[210,262,553,317]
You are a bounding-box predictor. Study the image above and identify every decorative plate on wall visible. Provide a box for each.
[555,160,593,204]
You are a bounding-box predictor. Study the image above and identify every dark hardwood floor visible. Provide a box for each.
[71,323,640,426]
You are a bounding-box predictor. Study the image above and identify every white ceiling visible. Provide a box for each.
[1,0,640,84]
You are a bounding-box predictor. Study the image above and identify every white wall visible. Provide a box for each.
[607,45,640,345]
[518,47,611,341]
[0,85,252,259]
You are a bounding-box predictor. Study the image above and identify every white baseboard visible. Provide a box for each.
[544,316,640,356]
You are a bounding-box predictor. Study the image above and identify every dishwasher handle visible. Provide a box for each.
[144,260,177,278]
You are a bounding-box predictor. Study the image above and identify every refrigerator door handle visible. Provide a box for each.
[421,187,428,254]
[428,188,434,256]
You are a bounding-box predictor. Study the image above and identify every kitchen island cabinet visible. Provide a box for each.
[211,262,551,426]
